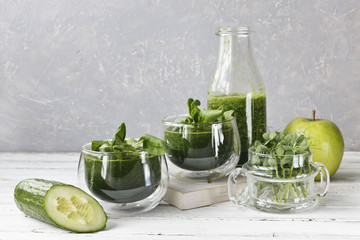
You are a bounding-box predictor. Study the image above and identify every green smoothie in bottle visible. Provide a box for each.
[207,27,267,165]
[208,94,266,164]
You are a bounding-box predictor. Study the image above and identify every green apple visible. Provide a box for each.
[284,110,344,177]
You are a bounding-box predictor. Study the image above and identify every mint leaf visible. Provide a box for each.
[295,146,307,154]
[179,117,193,124]
[251,155,261,165]
[199,109,223,123]
[269,132,277,140]
[222,110,234,120]
[263,132,270,142]
[280,155,293,167]
[112,123,126,146]
[112,143,138,159]
[99,142,113,152]
[275,145,285,156]
[185,98,236,124]
[113,143,136,152]
[91,140,106,151]
[268,158,278,168]
[139,134,166,156]
[256,144,269,154]
[125,138,143,149]
[187,98,201,123]
[112,142,137,159]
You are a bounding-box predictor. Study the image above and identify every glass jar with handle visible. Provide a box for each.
[228,150,330,213]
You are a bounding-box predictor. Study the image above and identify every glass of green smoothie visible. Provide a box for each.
[162,99,240,182]
[78,123,168,215]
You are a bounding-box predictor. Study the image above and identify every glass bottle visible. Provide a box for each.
[207,26,266,166]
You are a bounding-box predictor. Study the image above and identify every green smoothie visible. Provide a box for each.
[208,94,266,165]
[84,152,161,203]
[164,122,235,171]
[82,123,166,203]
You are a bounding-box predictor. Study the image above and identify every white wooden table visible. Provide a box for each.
[1,152,360,239]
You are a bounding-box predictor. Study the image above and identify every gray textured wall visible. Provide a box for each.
[1,0,359,152]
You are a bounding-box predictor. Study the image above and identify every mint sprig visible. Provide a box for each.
[180,98,234,124]
[251,132,310,159]
[91,123,166,157]
[250,131,312,204]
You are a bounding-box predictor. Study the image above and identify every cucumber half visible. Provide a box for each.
[14,178,107,233]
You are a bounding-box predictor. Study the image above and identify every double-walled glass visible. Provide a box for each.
[228,151,330,213]
[78,143,168,215]
[162,115,240,182]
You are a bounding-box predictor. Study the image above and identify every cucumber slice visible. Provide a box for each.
[14,178,107,233]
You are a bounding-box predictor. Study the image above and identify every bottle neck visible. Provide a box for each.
[217,30,252,67]
[208,27,264,96]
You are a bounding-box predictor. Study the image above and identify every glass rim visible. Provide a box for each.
[251,167,319,181]
[81,141,152,156]
[243,162,320,180]
[248,149,312,158]
[161,114,236,126]
[217,26,253,36]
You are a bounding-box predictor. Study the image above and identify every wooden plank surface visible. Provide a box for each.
[0,152,360,239]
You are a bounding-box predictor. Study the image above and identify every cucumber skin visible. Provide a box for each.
[14,178,106,233]
[14,179,64,227]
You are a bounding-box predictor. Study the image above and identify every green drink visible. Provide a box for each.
[84,152,161,203]
[164,123,234,171]
[208,94,266,165]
